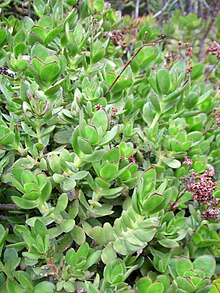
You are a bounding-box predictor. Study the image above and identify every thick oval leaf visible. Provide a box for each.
[11,196,38,209]
[143,193,164,212]
[156,69,170,94]
[176,257,193,276]
[77,136,93,154]
[162,158,181,169]
[100,163,118,180]
[31,43,49,61]
[40,61,60,82]
[0,29,7,47]
[60,219,75,233]
[91,109,108,133]
[34,281,55,293]
[83,125,99,145]
[193,255,216,277]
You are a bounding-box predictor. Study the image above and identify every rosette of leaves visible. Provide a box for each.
[156,211,187,249]
[26,43,66,94]
[86,142,139,197]
[48,149,88,193]
[169,255,216,292]
[0,223,55,292]
[13,219,50,260]
[102,259,134,292]
[56,243,102,291]
[10,167,52,209]
[90,167,173,257]
[190,223,220,257]
[72,108,118,158]
[135,275,171,293]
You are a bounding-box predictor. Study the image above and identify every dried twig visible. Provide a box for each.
[198,0,220,61]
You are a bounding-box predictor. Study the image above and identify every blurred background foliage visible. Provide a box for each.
[1,0,219,62]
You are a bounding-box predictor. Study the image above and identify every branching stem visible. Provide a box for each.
[104,36,165,97]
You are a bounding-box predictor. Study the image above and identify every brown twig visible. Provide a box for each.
[104,35,165,97]
[198,0,220,61]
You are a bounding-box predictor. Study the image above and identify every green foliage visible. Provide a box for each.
[0,0,219,292]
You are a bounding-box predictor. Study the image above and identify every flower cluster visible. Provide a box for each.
[187,168,219,221]
[185,46,194,58]
[110,30,124,46]
[183,156,193,166]
[207,42,220,60]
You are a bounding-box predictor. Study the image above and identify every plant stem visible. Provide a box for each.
[104,36,164,97]
[204,60,220,83]
[150,113,160,130]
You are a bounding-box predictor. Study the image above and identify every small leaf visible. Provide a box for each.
[56,193,68,212]
[11,196,38,209]
[176,277,195,292]
[94,0,105,12]
[23,190,41,200]
[193,255,216,277]
[77,136,93,154]
[99,126,118,146]
[111,77,132,94]
[71,225,85,245]
[143,193,164,212]
[31,43,49,61]
[149,94,161,113]
[103,148,120,163]
[34,281,55,293]
[83,125,99,145]
[21,169,37,185]
[34,219,48,237]
[60,219,75,233]
[40,61,60,82]
[147,282,164,293]
[162,158,181,168]
[100,163,118,180]
[185,92,199,109]
[95,177,111,189]
[74,23,83,44]
[176,257,193,276]
[62,177,76,191]
[84,250,102,269]
[91,109,109,133]
[92,49,105,64]
[6,279,23,293]
[21,122,37,137]
[45,25,63,44]
[0,29,7,47]
[156,69,170,94]
[158,238,179,248]
[36,173,47,190]
[65,248,76,266]
[136,277,152,293]
[101,243,117,264]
